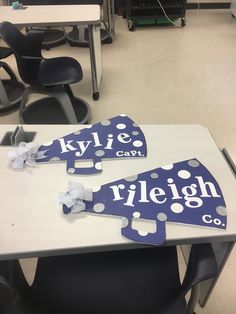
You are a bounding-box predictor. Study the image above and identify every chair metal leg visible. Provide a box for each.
[0,61,16,109]
[63,85,91,124]
[0,77,11,109]
[0,61,18,81]
[18,86,31,123]
[64,84,75,101]
[0,61,25,113]
[185,284,200,314]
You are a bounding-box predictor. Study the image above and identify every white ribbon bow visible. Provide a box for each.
[7,142,39,169]
[59,182,93,214]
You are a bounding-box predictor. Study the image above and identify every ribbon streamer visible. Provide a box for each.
[7,142,39,169]
[59,182,93,214]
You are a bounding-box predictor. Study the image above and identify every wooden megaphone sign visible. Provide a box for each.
[61,159,227,245]
[36,115,147,175]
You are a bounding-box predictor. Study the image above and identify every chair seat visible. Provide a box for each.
[32,247,186,314]
[39,57,83,86]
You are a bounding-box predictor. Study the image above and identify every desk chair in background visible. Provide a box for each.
[21,0,66,50]
[0,244,217,314]
[0,45,25,114]
[26,26,66,51]
[0,21,90,124]
[66,0,114,47]
[21,0,114,48]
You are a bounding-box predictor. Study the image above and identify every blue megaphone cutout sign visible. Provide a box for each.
[36,115,147,175]
[62,159,227,245]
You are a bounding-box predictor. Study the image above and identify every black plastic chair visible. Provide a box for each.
[0,21,90,124]
[0,45,25,114]
[0,244,218,314]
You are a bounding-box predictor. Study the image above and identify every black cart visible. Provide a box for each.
[126,0,187,31]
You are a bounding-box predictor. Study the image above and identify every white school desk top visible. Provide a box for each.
[0,124,236,260]
[0,5,101,27]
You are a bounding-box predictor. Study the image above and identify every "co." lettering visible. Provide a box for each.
[202,214,222,226]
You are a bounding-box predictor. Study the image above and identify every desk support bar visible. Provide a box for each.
[199,241,235,307]
[181,241,235,308]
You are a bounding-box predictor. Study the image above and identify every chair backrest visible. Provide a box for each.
[0,260,32,298]
[0,21,43,85]
[0,260,40,314]
[31,247,183,314]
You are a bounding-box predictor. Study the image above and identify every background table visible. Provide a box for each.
[0,123,236,306]
[0,5,102,100]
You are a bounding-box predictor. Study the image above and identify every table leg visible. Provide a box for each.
[88,24,102,101]
[200,241,235,306]
[106,0,115,42]
[2,0,10,5]
[181,241,235,307]
[181,149,236,307]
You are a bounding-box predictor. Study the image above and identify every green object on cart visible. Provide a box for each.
[136,17,177,25]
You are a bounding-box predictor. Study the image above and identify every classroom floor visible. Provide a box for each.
[1,8,236,314]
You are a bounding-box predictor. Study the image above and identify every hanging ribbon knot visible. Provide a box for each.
[59,182,93,214]
[7,142,39,169]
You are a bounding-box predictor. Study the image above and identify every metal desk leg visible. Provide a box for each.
[88,24,102,101]
[111,0,116,36]
[199,241,235,307]
[106,0,115,42]
[181,242,235,307]
[181,149,236,307]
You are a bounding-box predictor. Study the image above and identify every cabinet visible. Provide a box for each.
[126,0,187,31]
